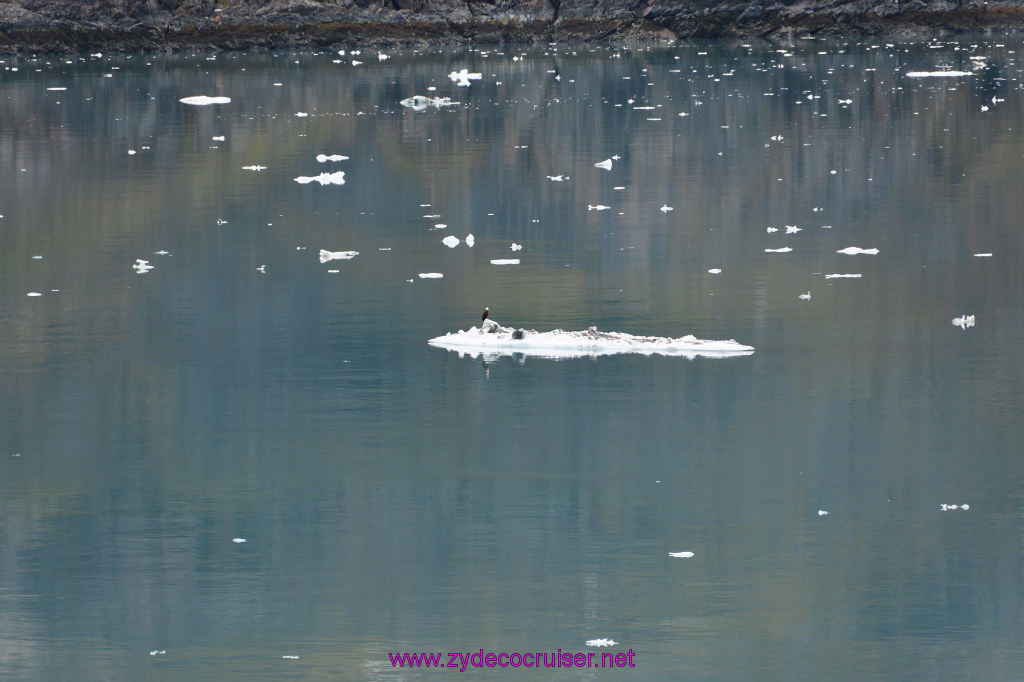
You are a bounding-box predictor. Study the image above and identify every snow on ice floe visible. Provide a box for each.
[586,639,618,648]
[906,70,974,78]
[400,95,456,110]
[179,95,231,105]
[418,272,444,279]
[441,235,460,248]
[490,259,520,265]
[316,154,349,163]
[429,319,754,360]
[294,171,345,186]
[952,314,975,330]
[669,551,694,558]
[837,246,879,255]
[319,249,359,262]
[594,158,613,170]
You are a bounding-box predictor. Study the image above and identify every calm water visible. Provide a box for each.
[2,38,1024,680]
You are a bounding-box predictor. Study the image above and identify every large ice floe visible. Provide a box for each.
[429,319,754,360]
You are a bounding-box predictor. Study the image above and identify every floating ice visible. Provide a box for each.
[418,273,443,278]
[974,253,993,257]
[708,268,721,274]
[465,234,475,247]
[294,171,345,186]
[27,292,42,297]
[547,175,567,181]
[133,259,154,273]
[179,95,231,105]
[837,246,879,255]
[594,158,613,170]
[586,639,618,647]
[283,655,300,659]
[785,225,801,234]
[46,87,67,91]
[257,265,266,273]
[906,71,973,78]
[825,273,861,279]
[669,551,694,558]
[799,291,812,300]
[766,226,778,233]
[232,538,246,543]
[149,650,166,656]
[765,247,792,253]
[588,204,610,211]
[660,204,673,213]
[319,249,359,262]
[295,111,309,117]
[400,95,455,111]
[952,314,975,330]
[242,165,267,171]
[128,149,137,155]
[212,135,225,141]
[441,235,460,248]
[316,154,349,163]
[940,503,970,511]
[490,259,520,265]
[818,510,829,516]
[429,319,754,360]
[510,243,522,251]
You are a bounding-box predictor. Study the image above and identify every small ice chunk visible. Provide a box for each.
[378,52,389,61]
[547,175,567,181]
[149,650,166,656]
[128,149,137,155]
[660,204,673,213]
[490,259,520,265]
[951,314,975,330]
[818,510,829,516]
[766,226,778,233]
[133,259,154,273]
[27,292,42,297]
[295,111,309,117]
[824,273,862,279]
[212,135,225,141]
[242,165,267,171]
[294,171,345,186]
[257,265,266,273]
[799,291,812,300]
[449,69,482,86]
[974,253,993,257]
[232,538,246,543]
[465,234,475,247]
[586,638,618,647]
[418,272,444,278]
[282,655,300,659]
[47,87,68,91]
[510,243,523,251]
[179,95,231,105]
[588,204,611,211]
[594,158,613,170]
[319,249,359,262]
[837,246,879,255]
[785,225,801,233]
[906,71,974,78]
[707,268,721,274]
[316,154,349,163]
[669,551,694,558]
[441,235,460,248]
[765,247,793,253]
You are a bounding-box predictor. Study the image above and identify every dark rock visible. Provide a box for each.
[2,0,1024,54]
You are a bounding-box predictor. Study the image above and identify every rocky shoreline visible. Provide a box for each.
[2,1,1024,54]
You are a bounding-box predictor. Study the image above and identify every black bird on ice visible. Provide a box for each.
[481,307,489,323]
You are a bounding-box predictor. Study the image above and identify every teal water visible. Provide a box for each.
[2,39,1024,680]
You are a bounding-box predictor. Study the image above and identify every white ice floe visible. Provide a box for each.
[242,165,267,171]
[799,291,812,300]
[442,235,460,248]
[449,69,482,86]
[586,639,618,648]
[765,247,793,253]
[133,259,154,273]
[429,319,755,360]
[952,314,975,330]
[27,292,42,297]
[825,273,861,279]
[594,158,613,170]
[294,171,345,186]
[490,259,520,265]
[399,95,456,111]
[547,175,567,181]
[316,154,349,163]
[906,70,974,78]
[660,204,674,213]
[465,234,475,247]
[283,655,300,659]
[179,95,231,105]
[837,246,879,255]
[295,111,309,117]
[319,249,359,262]
[818,510,829,516]
[232,538,246,543]
[47,87,67,91]
[418,272,444,278]
[940,503,970,511]
[588,204,611,211]
[708,268,722,274]
[510,243,523,251]
[149,650,166,656]
[785,225,801,234]
[974,253,993,257]
[669,551,694,558]
[212,135,225,141]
